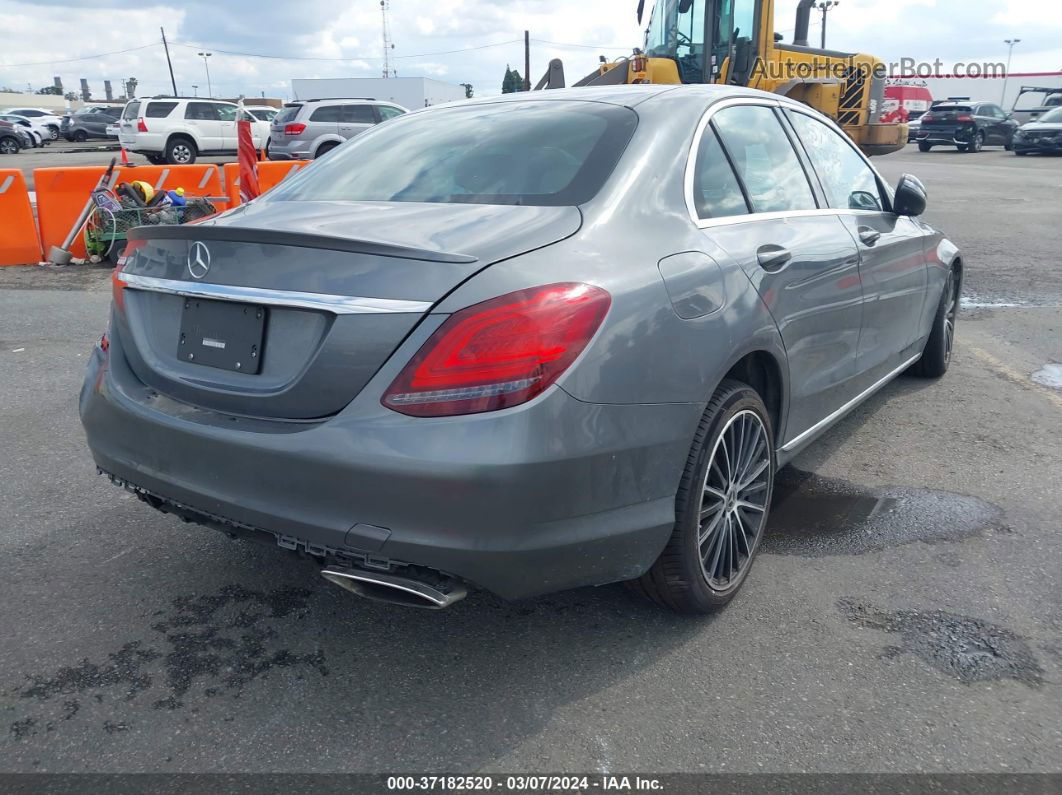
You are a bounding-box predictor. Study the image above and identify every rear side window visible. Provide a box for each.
[215,104,238,121]
[185,102,220,121]
[122,102,141,120]
[712,105,816,213]
[267,100,638,207]
[342,105,375,124]
[274,105,301,124]
[691,127,749,219]
[787,111,883,211]
[309,106,341,122]
[145,101,177,118]
[377,106,404,121]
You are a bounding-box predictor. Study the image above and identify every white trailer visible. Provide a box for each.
[290,77,467,109]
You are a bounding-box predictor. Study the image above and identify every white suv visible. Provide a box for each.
[117,97,270,164]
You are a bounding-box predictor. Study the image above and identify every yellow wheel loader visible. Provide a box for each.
[535,0,907,156]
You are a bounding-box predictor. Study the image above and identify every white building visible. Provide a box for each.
[915,70,1062,112]
[290,77,467,109]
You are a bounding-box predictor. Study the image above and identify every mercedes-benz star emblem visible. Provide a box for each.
[187,242,211,279]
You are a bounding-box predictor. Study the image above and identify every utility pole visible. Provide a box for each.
[1002,39,1021,106]
[524,30,531,92]
[380,0,395,78]
[198,52,213,98]
[160,26,178,96]
[814,1,839,50]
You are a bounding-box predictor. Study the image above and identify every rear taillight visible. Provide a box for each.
[956,114,974,123]
[921,113,935,123]
[137,117,148,132]
[284,122,306,136]
[98,332,109,352]
[382,283,611,417]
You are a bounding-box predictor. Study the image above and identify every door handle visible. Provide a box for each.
[756,245,792,272]
[858,226,881,246]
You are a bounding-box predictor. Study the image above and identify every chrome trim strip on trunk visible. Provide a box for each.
[118,273,432,315]
[780,354,922,453]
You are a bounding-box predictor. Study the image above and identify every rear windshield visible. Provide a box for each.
[931,105,971,113]
[122,101,141,120]
[274,105,301,125]
[266,100,638,207]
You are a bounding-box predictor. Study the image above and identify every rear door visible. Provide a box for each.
[338,103,376,140]
[692,102,864,442]
[184,102,224,151]
[306,104,342,143]
[787,108,927,386]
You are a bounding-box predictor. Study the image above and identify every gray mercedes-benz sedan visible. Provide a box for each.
[80,85,962,613]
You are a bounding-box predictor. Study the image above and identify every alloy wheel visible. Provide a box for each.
[943,273,958,363]
[698,409,771,590]
[172,144,192,163]
[0,138,17,155]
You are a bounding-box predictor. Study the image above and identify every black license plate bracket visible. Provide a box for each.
[178,298,266,374]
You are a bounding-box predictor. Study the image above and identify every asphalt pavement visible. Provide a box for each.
[0,145,1059,774]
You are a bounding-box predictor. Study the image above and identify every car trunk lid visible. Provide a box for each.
[113,200,582,419]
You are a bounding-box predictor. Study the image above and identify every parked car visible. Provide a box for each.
[1012,106,1062,156]
[0,106,62,139]
[0,119,30,154]
[0,113,48,146]
[81,85,961,613]
[916,101,1019,152]
[62,105,121,141]
[244,105,278,122]
[906,112,925,142]
[117,97,268,164]
[267,97,406,160]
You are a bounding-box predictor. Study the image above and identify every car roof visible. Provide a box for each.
[455,83,784,109]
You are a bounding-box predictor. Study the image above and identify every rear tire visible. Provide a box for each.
[73,130,87,143]
[0,136,19,155]
[918,142,933,152]
[46,125,59,141]
[911,267,960,378]
[631,380,775,614]
[165,136,197,165]
[315,141,338,159]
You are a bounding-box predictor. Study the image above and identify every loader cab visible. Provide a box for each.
[642,0,760,85]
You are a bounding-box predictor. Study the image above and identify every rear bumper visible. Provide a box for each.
[267,139,313,160]
[80,343,699,599]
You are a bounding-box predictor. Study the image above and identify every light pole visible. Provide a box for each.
[814,1,839,50]
[197,51,213,98]
[1002,39,1021,107]
[191,84,198,97]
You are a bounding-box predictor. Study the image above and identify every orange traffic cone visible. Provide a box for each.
[119,145,131,166]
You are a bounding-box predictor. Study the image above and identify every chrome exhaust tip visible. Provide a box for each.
[320,566,468,609]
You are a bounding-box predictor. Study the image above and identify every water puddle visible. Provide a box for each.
[839,599,1043,686]
[761,468,1003,557]
[1031,363,1062,390]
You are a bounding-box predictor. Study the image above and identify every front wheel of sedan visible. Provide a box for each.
[631,380,775,614]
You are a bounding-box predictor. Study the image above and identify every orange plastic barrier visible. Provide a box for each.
[223,160,309,206]
[0,169,43,266]
[34,163,224,259]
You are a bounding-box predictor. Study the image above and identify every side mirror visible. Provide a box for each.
[893,174,927,217]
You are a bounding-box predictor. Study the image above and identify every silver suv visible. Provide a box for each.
[267,98,406,160]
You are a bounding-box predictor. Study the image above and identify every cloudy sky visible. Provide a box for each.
[1,0,1060,101]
